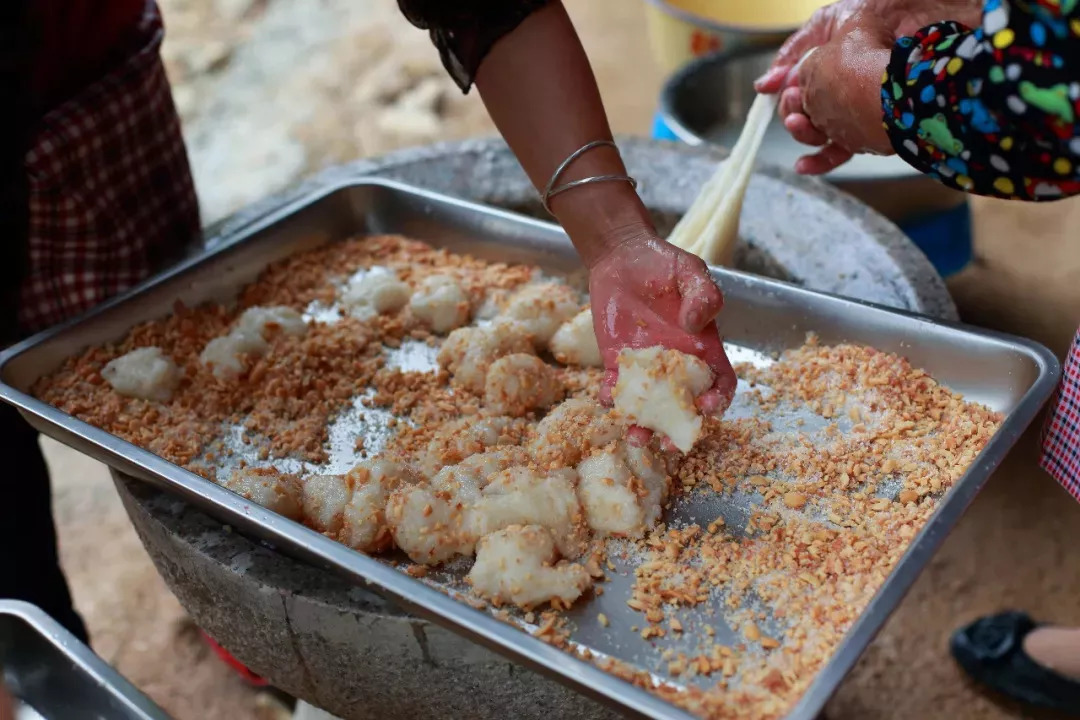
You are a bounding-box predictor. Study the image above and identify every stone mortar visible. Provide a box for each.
[120,139,956,719]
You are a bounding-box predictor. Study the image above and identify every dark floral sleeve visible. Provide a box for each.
[882,0,1080,201]
[397,0,552,93]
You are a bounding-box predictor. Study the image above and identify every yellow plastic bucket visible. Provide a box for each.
[644,0,831,72]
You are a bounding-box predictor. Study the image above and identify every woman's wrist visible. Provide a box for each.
[553,181,654,268]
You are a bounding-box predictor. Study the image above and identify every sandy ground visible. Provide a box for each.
[37,1,1080,718]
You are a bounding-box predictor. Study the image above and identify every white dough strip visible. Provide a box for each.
[667,91,779,267]
[670,49,819,267]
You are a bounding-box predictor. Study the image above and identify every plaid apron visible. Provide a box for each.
[1041,329,1080,501]
[18,0,199,334]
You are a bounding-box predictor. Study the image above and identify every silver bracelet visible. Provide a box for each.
[541,140,638,216]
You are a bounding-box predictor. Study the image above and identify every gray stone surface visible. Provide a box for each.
[123,139,956,719]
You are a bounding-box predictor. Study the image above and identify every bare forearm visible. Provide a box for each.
[473,1,652,268]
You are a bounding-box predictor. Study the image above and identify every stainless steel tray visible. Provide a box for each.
[0,179,1059,719]
[0,601,170,720]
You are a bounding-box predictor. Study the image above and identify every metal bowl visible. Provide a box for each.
[658,46,968,224]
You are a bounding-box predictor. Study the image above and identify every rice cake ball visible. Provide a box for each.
[473,466,588,559]
[200,305,307,379]
[436,321,534,393]
[221,467,303,521]
[576,444,644,536]
[455,447,530,484]
[199,335,250,379]
[410,275,470,334]
[574,441,671,536]
[474,288,511,321]
[624,443,672,527]
[301,473,351,536]
[574,440,669,537]
[468,525,591,609]
[498,282,579,348]
[342,268,410,318]
[430,463,485,507]
[483,353,563,417]
[236,305,307,342]
[386,484,477,565]
[101,347,181,402]
[549,308,602,367]
[418,415,528,477]
[528,398,625,468]
[339,458,421,553]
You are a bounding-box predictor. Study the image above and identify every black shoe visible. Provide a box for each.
[951,612,1080,717]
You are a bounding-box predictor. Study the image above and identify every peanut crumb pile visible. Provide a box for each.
[594,339,1002,718]
[33,235,1002,720]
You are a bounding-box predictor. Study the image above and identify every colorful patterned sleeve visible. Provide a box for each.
[881,0,1080,201]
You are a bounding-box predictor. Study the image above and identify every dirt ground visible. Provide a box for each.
[41,1,1080,719]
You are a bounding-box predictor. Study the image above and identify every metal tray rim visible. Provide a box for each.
[0,600,171,720]
[0,178,1062,720]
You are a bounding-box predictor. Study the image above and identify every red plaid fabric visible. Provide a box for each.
[18,1,199,334]
[1040,327,1080,502]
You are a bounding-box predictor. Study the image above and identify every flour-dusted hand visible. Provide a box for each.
[588,229,737,437]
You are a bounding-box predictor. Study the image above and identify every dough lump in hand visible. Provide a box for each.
[612,346,713,453]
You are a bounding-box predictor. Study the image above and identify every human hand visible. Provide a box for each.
[754,0,983,174]
[588,227,737,444]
